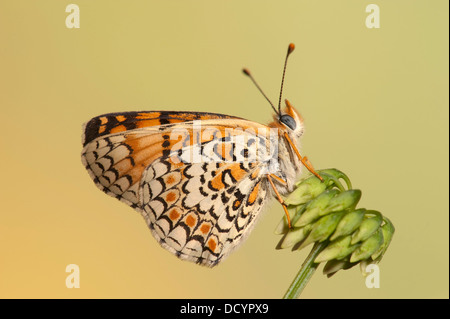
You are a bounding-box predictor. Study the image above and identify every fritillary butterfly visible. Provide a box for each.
[81,43,322,267]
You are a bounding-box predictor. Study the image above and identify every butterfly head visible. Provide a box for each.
[275,99,304,138]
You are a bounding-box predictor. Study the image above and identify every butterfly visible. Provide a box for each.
[81,43,322,267]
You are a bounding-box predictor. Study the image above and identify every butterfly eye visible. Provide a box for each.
[280,115,296,130]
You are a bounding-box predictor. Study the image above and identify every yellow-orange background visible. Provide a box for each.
[0,1,448,298]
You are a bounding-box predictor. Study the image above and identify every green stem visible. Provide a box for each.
[283,241,328,299]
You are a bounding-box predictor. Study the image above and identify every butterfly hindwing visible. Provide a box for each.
[141,155,268,267]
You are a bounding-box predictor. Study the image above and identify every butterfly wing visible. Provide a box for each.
[81,111,246,210]
[82,111,277,266]
[141,156,269,266]
[82,111,245,146]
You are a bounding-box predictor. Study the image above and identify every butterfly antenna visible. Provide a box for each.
[242,68,279,115]
[277,43,295,116]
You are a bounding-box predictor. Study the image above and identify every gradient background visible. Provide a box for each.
[0,1,448,298]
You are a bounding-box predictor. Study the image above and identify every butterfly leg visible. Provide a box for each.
[300,156,321,180]
[267,174,292,229]
[283,132,323,181]
[269,173,288,185]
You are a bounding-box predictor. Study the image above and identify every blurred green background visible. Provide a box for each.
[0,0,448,298]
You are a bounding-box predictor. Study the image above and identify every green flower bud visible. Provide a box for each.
[295,190,340,227]
[285,175,327,205]
[290,204,307,227]
[314,235,360,263]
[323,258,357,278]
[350,228,384,263]
[278,225,312,249]
[323,259,347,277]
[321,190,362,216]
[330,209,366,241]
[351,211,383,244]
[298,212,345,249]
[371,218,395,260]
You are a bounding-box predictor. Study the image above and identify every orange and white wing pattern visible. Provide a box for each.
[141,157,269,267]
[81,111,278,266]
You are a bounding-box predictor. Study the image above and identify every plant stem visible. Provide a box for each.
[283,241,328,299]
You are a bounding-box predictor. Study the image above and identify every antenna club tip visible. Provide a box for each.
[288,43,295,54]
[242,68,251,76]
